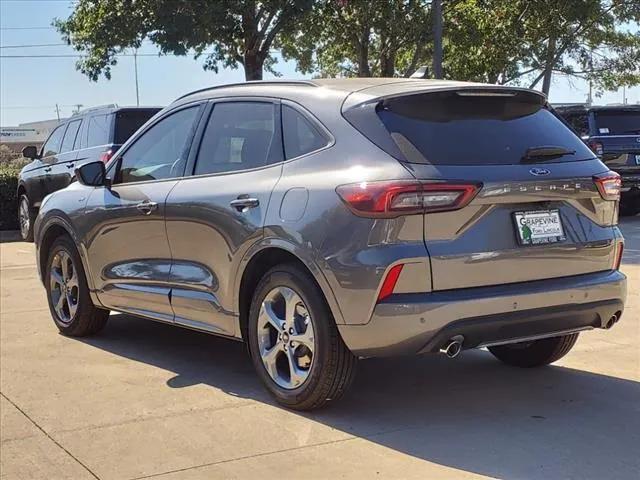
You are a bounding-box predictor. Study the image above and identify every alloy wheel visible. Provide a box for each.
[19,197,30,239]
[257,286,316,389]
[49,250,79,324]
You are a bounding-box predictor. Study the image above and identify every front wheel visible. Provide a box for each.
[45,235,109,336]
[489,333,579,368]
[247,264,357,410]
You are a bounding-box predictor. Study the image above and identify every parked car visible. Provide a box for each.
[554,104,639,215]
[34,79,626,410]
[17,105,161,241]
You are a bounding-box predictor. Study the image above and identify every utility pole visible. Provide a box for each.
[73,104,83,114]
[134,49,140,106]
[432,0,443,79]
[622,86,627,105]
[55,104,60,121]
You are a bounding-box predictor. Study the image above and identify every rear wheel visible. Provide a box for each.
[45,235,109,336]
[489,333,579,368]
[18,194,36,242]
[247,264,357,410]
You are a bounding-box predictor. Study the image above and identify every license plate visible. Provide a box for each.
[513,209,566,246]
[635,154,640,165]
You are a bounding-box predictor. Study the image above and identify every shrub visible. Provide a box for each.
[0,165,21,231]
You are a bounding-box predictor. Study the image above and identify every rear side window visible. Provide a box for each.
[282,105,328,159]
[194,102,282,175]
[114,109,159,144]
[593,110,640,135]
[351,91,594,165]
[41,125,66,157]
[87,114,111,147]
[60,119,81,153]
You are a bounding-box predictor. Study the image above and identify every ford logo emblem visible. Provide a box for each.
[529,168,551,176]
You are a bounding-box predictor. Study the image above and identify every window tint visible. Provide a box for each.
[282,105,328,159]
[116,106,199,184]
[114,109,160,144]
[195,102,282,175]
[594,111,640,135]
[41,125,66,157]
[60,120,81,153]
[87,114,111,147]
[373,92,594,165]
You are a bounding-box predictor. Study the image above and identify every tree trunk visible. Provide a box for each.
[244,51,264,80]
[541,34,556,95]
[357,24,371,77]
[432,0,443,79]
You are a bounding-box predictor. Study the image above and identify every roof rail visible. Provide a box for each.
[177,80,318,101]
[72,104,119,116]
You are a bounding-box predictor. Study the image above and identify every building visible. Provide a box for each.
[0,118,63,153]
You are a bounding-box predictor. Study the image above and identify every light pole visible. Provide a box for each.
[134,49,140,106]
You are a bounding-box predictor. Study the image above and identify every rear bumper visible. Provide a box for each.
[338,270,626,357]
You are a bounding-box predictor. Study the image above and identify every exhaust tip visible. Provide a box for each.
[439,336,464,358]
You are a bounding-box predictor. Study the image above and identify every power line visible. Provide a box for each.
[0,43,67,49]
[0,53,168,58]
[0,26,56,30]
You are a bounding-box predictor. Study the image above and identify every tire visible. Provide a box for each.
[247,263,357,410]
[45,235,109,336]
[18,194,36,242]
[489,333,579,368]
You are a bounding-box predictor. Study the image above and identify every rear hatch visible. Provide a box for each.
[589,108,640,175]
[345,86,620,291]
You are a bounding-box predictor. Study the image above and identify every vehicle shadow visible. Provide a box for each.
[619,216,640,265]
[80,313,640,480]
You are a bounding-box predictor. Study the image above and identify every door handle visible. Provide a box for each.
[230,196,259,212]
[66,163,74,169]
[44,167,52,173]
[136,200,158,215]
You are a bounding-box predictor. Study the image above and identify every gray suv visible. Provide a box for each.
[34,79,627,410]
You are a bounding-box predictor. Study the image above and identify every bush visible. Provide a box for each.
[0,165,21,231]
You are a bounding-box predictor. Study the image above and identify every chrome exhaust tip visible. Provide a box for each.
[439,336,464,358]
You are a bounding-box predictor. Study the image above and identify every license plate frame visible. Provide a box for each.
[512,209,566,246]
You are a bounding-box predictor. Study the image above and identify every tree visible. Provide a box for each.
[55,0,313,81]
[280,0,431,78]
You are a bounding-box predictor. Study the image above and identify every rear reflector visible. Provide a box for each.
[614,242,624,270]
[336,181,480,218]
[377,264,404,303]
[100,149,114,163]
[594,171,621,201]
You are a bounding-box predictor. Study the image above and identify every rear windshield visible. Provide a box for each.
[593,110,640,135]
[114,109,159,144]
[366,91,594,165]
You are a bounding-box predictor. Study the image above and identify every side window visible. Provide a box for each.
[60,120,82,153]
[86,114,111,147]
[282,105,329,159]
[75,119,88,150]
[41,125,66,157]
[194,102,282,176]
[116,106,199,184]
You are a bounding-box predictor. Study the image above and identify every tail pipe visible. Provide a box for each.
[439,335,464,359]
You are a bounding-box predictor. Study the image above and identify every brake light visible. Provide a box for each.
[614,242,624,270]
[100,149,113,163]
[377,264,404,302]
[594,172,621,201]
[336,181,480,218]
[588,141,604,156]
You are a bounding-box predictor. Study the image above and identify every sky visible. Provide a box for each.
[1,0,639,126]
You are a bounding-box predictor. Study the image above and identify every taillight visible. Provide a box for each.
[336,180,480,218]
[99,149,113,163]
[614,242,624,270]
[377,264,404,302]
[588,141,604,156]
[594,172,621,201]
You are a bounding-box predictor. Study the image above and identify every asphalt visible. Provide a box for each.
[1,217,638,480]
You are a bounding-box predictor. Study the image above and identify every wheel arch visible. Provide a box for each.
[235,241,345,342]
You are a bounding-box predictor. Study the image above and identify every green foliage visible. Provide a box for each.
[55,0,313,81]
[0,165,21,231]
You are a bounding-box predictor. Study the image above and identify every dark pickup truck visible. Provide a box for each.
[555,104,639,215]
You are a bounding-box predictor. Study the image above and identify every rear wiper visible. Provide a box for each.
[521,146,576,162]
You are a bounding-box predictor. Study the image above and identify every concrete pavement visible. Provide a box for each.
[1,218,638,480]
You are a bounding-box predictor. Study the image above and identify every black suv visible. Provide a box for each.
[18,105,161,240]
[555,104,639,215]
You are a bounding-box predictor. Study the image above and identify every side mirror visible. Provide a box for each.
[22,145,39,160]
[75,161,109,187]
